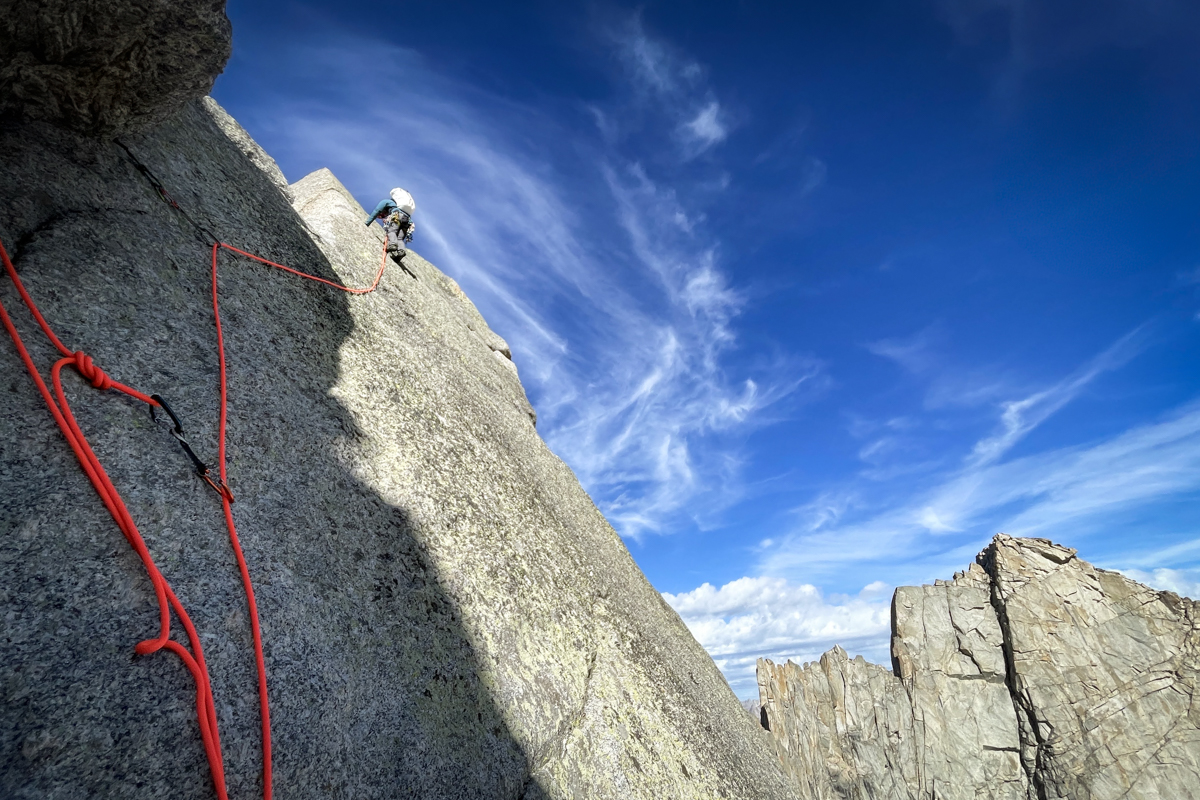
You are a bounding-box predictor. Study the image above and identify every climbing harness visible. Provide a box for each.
[0,152,391,799]
[386,211,415,243]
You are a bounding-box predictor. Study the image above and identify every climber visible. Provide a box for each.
[365,187,417,260]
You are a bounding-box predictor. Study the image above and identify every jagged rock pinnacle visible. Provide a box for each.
[757,534,1200,800]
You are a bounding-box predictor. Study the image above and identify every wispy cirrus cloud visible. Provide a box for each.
[938,0,1196,58]
[865,325,943,375]
[668,331,1198,691]
[762,330,1200,587]
[227,20,811,538]
[677,100,729,160]
[681,102,728,150]
[862,324,1148,470]
[935,0,1200,105]
[605,12,732,159]
[967,326,1147,466]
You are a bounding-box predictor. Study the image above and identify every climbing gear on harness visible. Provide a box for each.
[1,149,393,800]
[150,394,235,503]
[387,211,415,243]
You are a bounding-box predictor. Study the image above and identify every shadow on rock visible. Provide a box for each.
[0,101,529,799]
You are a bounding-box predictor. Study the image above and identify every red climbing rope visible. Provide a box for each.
[0,229,390,799]
[218,241,388,295]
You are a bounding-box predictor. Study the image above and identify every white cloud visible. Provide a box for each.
[608,14,735,160]
[791,490,859,534]
[614,16,689,96]
[688,384,1200,695]
[863,323,1143,434]
[680,101,727,150]
[686,366,1200,695]
[866,325,942,374]
[967,326,1146,466]
[663,576,892,698]
[1177,266,1200,286]
[1119,536,1200,567]
[768,400,1200,581]
[935,0,1198,107]
[919,507,960,533]
[1118,567,1200,599]
[799,157,828,195]
[860,580,890,598]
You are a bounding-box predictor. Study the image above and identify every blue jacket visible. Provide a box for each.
[365,199,403,226]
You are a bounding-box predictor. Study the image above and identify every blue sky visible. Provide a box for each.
[215,0,1200,696]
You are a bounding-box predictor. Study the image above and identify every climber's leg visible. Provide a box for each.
[384,220,407,259]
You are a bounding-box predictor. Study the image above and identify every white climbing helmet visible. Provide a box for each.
[390,187,416,216]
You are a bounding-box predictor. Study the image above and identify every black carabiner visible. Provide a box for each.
[150,394,235,503]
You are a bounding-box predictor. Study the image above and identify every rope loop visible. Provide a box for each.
[72,351,114,391]
[0,155,391,797]
[134,635,169,656]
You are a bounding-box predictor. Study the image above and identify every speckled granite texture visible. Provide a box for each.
[0,96,796,798]
[0,0,231,136]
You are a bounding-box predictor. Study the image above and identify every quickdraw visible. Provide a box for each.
[151,394,235,503]
[1,145,392,799]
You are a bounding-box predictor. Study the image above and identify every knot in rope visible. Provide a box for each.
[72,351,114,390]
[0,186,388,798]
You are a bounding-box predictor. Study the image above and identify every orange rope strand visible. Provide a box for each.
[1,232,390,800]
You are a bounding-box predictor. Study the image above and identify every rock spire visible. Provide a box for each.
[757,535,1200,800]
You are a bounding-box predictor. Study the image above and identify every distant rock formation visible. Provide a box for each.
[740,696,762,721]
[0,3,795,797]
[757,535,1200,800]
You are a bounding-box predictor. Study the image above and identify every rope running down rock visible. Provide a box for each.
[0,172,390,798]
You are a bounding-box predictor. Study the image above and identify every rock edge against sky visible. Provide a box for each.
[758,534,1200,800]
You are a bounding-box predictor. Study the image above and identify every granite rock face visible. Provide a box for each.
[0,41,794,800]
[984,537,1200,799]
[0,0,231,135]
[758,535,1200,800]
[287,168,533,423]
[740,697,762,723]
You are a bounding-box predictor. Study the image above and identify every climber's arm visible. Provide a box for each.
[364,199,394,225]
